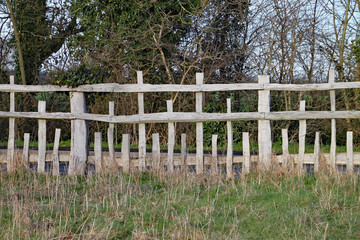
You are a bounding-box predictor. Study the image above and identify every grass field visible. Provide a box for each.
[0,166,359,239]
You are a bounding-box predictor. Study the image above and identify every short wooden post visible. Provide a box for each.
[226,98,233,179]
[298,100,306,173]
[314,132,320,173]
[107,101,116,167]
[137,71,146,171]
[181,133,187,168]
[94,132,102,173]
[196,73,204,174]
[23,133,30,165]
[152,133,160,171]
[121,134,130,174]
[52,129,61,176]
[38,101,46,173]
[347,131,353,174]
[69,92,89,175]
[7,75,15,172]
[243,132,250,174]
[258,75,272,170]
[211,135,218,173]
[281,129,289,166]
[167,100,175,172]
[329,70,336,171]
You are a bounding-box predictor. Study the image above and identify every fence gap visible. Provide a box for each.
[108,101,116,167]
[242,132,250,174]
[258,75,272,170]
[7,75,15,173]
[52,129,61,176]
[167,100,175,172]
[329,70,336,171]
[226,98,233,179]
[152,133,160,171]
[211,135,218,173]
[347,131,353,174]
[314,132,320,173]
[298,100,306,173]
[196,72,204,174]
[38,101,46,173]
[181,133,187,169]
[94,132,102,173]
[23,133,30,165]
[137,71,146,171]
[121,134,130,174]
[281,129,289,167]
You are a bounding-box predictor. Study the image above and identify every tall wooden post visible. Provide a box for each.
[167,100,175,172]
[137,71,146,171]
[107,101,116,168]
[329,70,336,171]
[226,98,233,179]
[38,101,46,173]
[7,76,15,173]
[298,100,306,174]
[69,92,88,175]
[196,73,204,174]
[258,75,272,170]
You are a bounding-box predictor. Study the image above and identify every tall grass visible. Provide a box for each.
[0,164,359,239]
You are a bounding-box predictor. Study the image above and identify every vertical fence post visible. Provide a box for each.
[329,70,336,171]
[226,98,233,179]
[69,92,89,175]
[38,101,46,173]
[7,75,15,173]
[137,71,146,171]
[347,131,353,174]
[298,100,306,173]
[152,133,160,171]
[243,132,250,174]
[167,100,175,172]
[52,129,61,176]
[281,129,289,167]
[121,134,130,174]
[314,132,320,173]
[211,135,218,173]
[107,101,116,168]
[181,133,187,169]
[196,73,204,174]
[258,75,272,170]
[94,132,102,173]
[23,133,30,165]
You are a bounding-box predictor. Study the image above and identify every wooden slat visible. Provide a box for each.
[94,132,102,173]
[137,71,146,171]
[38,101,46,173]
[121,134,130,174]
[258,75,272,169]
[298,100,306,173]
[329,70,336,171]
[281,129,289,166]
[211,135,218,173]
[152,133,160,171]
[107,101,115,167]
[242,132,250,174]
[347,131,353,174]
[52,129,61,176]
[196,73,204,174]
[181,133,187,168]
[226,98,233,179]
[314,132,320,173]
[7,76,15,173]
[167,100,175,172]
[23,133,30,164]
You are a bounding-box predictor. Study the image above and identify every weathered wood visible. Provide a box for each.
[152,133,161,171]
[211,135,218,173]
[38,101,46,173]
[23,133,30,164]
[69,92,88,175]
[226,98,233,179]
[298,101,306,173]
[107,101,116,167]
[7,76,15,173]
[329,70,336,171]
[347,131,353,174]
[167,100,175,172]
[137,71,146,171]
[281,129,289,166]
[94,132,102,173]
[258,75,272,169]
[121,134,130,174]
[242,132,250,174]
[181,133,187,168]
[196,73,204,174]
[314,132,320,173]
[52,129,61,176]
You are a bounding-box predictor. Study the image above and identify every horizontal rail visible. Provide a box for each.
[1,111,360,123]
[1,82,360,93]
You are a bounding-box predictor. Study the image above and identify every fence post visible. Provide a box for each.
[121,134,130,174]
[52,129,61,176]
[243,132,250,174]
[167,100,175,172]
[281,129,289,167]
[69,92,89,175]
[107,101,116,168]
[152,133,160,171]
[23,133,30,165]
[38,101,46,173]
[181,133,187,169]
[211,135,218,173]
[314,132,320,173]
[196,73,204,174]
[7,75,15,173]
[258,75,272,170]
[94,132,102,173]
[137,71,146,171]
[298,100,306,174]
[226,98,233,179]
[329,70,336,171]
[347,131,353,174]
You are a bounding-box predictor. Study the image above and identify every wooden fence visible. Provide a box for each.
[0,70,360,177]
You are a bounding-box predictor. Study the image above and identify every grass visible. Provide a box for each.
[0,166,359,239]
